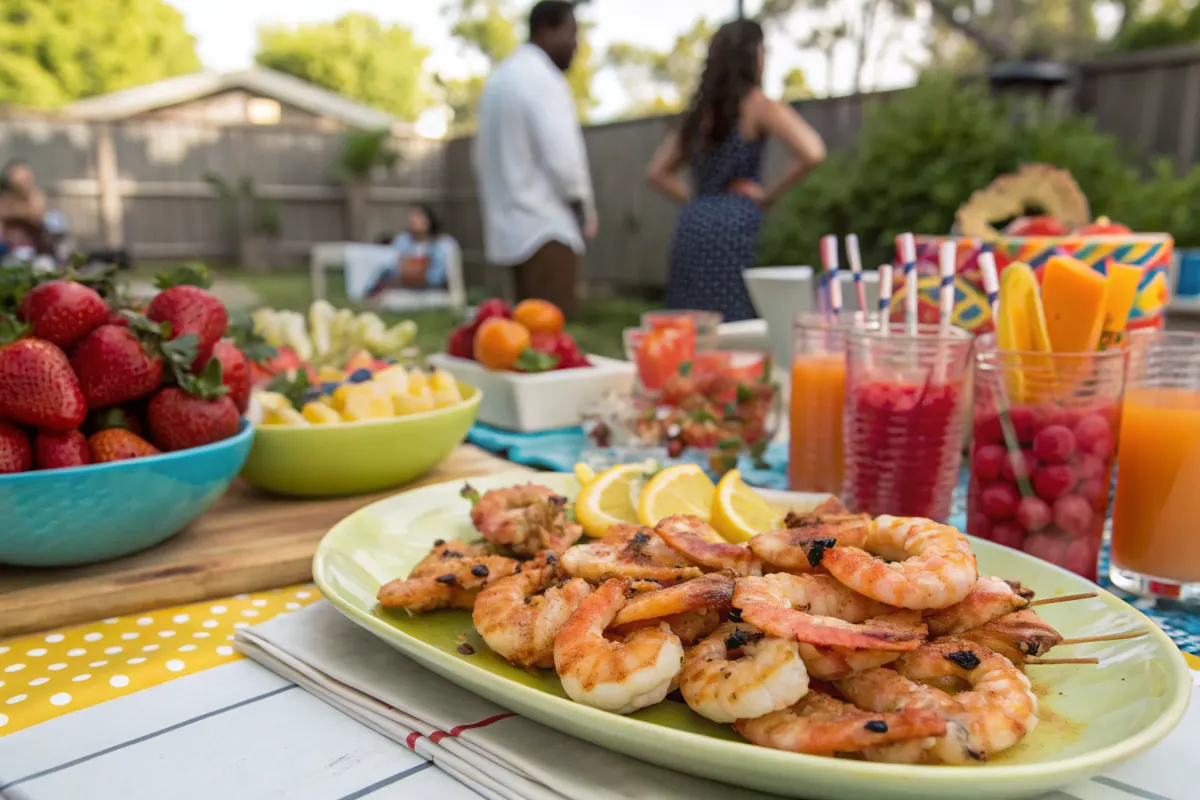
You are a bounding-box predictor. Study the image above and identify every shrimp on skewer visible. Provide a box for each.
[553,579,684,714]
[678,622,810,723]
[734,690,947,756]
[562,525,704,584]
[735,574,926,651]
[949,609,1063,663]
[656,515,762,577]
[748,513,870,574]
[378,555,520,612]
[797,611,928,679]
[467,482,583,556]
[410,539,492,578]
[820,515,978,610]
[472,554,592,669]
[924,576,1032,637]
[607,573,733,645]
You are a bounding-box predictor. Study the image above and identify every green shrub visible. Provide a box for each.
[758,74,1200,268]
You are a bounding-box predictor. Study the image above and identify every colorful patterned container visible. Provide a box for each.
[888,234,1173,334]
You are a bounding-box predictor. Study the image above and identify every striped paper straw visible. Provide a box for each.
[898,232,918,337]
[878,264,893,338]
[819,234,838,321]
[979,251,1000,322]
[845,233,868,314]
[938,240,957,337]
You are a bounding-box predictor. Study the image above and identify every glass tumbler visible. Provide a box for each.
[1110,330,1200,602]
[788,313,855,494]
[966,335,1128,581]
[843,323,974,520]
[641,310,723,352]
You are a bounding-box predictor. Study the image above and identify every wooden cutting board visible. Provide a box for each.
[0,445,531,639]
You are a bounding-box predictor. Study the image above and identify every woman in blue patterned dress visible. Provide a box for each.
[645,19,827,322]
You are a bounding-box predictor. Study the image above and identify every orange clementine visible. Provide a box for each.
[473,318,531,370]
[512,299,565,335]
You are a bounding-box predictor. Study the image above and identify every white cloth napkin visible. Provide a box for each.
[238,601,1198,800]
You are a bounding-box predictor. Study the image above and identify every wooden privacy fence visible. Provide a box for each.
[0,44,1197,288]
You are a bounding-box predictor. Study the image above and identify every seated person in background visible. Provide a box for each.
[0,159,46,253]
[367,205,453,295]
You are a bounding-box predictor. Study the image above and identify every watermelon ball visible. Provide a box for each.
[979,482,1020,520]
[1032,403,1067,430]
[1076,478,1107,510]
[1053,495,1094,537]
[1032,424,1076,464]
[973,413,1004,446]
[1015,495,1053,532]
[989,521,1027,551]
[972,444,1007,482]
[1024,531,1069,565]
[1073,453,1104,482]
[1000,449,1038,483]
[967,511,992,539]
[1064,535,1099,579]
[1074,413,1114,460]
[1033,463,1076,502]
[1007,405,1038,445]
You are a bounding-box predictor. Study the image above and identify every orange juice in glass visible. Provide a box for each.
[788,314,854,493]
[1111,331,1200,604]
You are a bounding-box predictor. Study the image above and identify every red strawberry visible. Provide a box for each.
[148,387,239,451]
[0,422,32,473]
[35,429,90,469]
[87,405,145,437]
[88,428,161,462]
[209,340,250,414]
[70,324,164,409]
[0,321,87,431]
[18,280,109,349]
[473,298,511,326]
[146,285,228,368]
[446,324,476,359]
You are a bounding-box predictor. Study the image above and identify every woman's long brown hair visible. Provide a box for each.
[677,19,764,160]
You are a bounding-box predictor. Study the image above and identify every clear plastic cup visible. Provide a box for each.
[843,323,974,520]
[1110,330,1200,603]
[788,313,855,494]
[967,334,1128,581]
[641,310,722,352]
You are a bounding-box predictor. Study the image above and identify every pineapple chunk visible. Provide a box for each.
[341,383,394,421]
[301,401,342,425]
[394,385,435,416]
[263,406,309,426]
[406,368,430,395]
[254,391,293,414]
[373,365,410,396]
[429,369,463,408]
[331,383,353,412]
[317,365,347,383]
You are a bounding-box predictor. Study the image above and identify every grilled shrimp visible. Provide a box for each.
[611,610,722,645]
[734,690,947,756]
[611,573,734,628]
[656,515,762,576]
[561,524,705,584]
[748,513,870,574]
[797,612,928,680]
[924,576,1032,637]
[734,574,925,651]
[820,515,978,610]
[377,555,520,612]
[678,623,810,723]
[839,640,1038,763]
[468,483,583,556]
[410,539,492,578]
[553,579,684,714]
[951,610,1063,663]
[472,554,592,669]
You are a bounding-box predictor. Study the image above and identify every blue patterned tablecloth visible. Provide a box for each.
[466,423,1200,655]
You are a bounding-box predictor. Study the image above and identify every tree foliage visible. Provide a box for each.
[1113,1,1200,52]
[0,0,200,108]
[255,13,430,121]
[607,18,718,113]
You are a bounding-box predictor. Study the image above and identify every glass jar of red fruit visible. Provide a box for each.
[967,335,1128,581]
[843,323,974,521]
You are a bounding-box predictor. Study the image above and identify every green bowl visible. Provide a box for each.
[241,383,481,497]
[315,472,1193,800]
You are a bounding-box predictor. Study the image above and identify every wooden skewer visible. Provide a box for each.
[1029,592,1098,607]
[1026,657,1099,665]
[1059,630,1147,647]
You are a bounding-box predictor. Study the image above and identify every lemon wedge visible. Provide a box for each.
[637,464,715,527]
[996,262,1051,353]
[574,463,642,538]
[573,462,597,486]
[710,469,782,543]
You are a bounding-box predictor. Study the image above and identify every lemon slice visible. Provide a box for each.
[710,469,783,543]
[573,462,597,487]
[574,463,642,538]
[637,464,715,527]
[996,262,1051,353]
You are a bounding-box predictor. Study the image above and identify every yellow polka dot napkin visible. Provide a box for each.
[0,584,322,736]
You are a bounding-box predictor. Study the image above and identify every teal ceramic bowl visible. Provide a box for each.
[0,420,255,567]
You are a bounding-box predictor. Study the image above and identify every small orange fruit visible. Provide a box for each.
[474,318,531,371]
[513,299,565,335]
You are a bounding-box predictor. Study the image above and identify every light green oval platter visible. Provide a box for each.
[241,382,481,497]
[313,471,1192,800]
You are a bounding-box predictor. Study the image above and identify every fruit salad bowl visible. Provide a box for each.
[0,420,255,567]
[240,382,481,497]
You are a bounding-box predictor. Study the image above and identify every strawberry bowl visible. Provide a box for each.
[0,420,255,567]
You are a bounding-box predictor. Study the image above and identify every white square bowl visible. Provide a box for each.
[426,353,635,432]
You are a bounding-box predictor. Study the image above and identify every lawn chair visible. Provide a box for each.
[313,239,466,314]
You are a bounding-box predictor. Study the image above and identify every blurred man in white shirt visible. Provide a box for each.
[474,0,596,318]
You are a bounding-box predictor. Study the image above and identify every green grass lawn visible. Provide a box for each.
[121,265,652,360]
